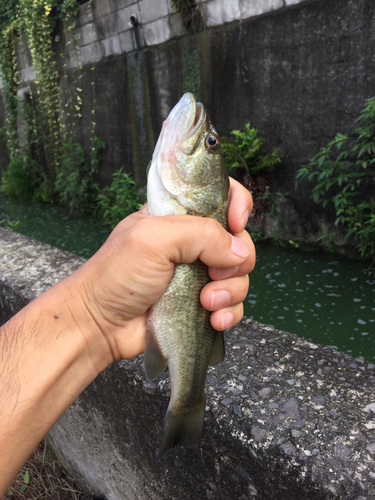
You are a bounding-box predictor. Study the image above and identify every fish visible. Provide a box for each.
[145,92,230,457]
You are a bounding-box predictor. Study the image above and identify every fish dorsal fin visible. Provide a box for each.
[144,323,168,381]
[209,331,225,366]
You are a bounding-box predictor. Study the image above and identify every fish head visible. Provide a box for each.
[147,93,229,219]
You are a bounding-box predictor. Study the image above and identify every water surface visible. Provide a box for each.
[244,243,375,361]
[0,194,110,258]
[1,194,374,360]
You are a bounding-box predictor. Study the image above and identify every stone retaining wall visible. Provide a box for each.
[1,227,375,499]
[1,0,374,250]
[10,0,310,81]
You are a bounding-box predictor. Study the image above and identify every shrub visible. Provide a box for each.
[221,123,281,176]
[55,137,105,213]
[96,169,142,228]
[0,154,48,201]
[296,97,375,262]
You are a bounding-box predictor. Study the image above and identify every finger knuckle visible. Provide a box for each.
[202,218,224,242]
[127,217,153,247]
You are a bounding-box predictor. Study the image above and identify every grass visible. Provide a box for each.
[2,441,87,500]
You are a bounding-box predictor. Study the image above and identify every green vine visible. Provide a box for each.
[0,23,20,159]
[0,0,83,181]
[22,0,60,178]
[0,0,142,229]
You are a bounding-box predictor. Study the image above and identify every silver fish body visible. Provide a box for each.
[145,93,229,456]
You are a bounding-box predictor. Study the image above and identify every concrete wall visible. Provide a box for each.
[2,228,375,499]
[10,0,310,78]
[0,0,374,247]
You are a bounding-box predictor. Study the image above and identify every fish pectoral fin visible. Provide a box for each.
[209,331,225,366]
[158,397,205,458]
[144,326,168,381]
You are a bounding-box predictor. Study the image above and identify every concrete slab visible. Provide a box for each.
[143,18,171,46]
[80,42,102,65]
[204,0,241,27]
[240,0,284,18]
[96,12,119,39]
[117,3,141,33]
[138,0,169,24]
[118,29,135,53]
[168,12,187,39]
[77,1,94,27]
[76,22,99,47]
[100,35,122,58]
[92,0,112,18]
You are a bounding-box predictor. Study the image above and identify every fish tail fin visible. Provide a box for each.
[158,397,206,458]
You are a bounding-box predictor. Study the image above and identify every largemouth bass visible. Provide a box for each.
[145,92,230,456]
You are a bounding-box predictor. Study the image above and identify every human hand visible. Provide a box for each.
[71,178,255,364]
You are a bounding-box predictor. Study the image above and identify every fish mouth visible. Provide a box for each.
[149,93,208,198]
[178,94,207,154]
[154,93,207,158]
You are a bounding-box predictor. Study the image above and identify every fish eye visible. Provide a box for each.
[205,133,220,151]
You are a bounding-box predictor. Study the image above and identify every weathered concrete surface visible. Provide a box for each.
[1,228,375,499]
[0,227,84,323]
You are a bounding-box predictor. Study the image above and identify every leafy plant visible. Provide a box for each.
[5,469,30,495]
[260,189,287,243]
[316,229,339,253]
[19,469,30,493]
[296,97,375,263]
[0,216,20,231]
[0,154,47,201]
[221,123,281,176]
[55,137,105,212]
[96,169,142,228]
[220,123,283,241]
[0,24,20,159]
[0,0,88,178]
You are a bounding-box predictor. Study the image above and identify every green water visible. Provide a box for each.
[1,195,374,360]
[0,194,111,258]
[245,243,375,361]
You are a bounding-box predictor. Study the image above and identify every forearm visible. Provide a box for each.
[0,273,112,494]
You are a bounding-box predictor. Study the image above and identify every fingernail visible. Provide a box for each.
[221,311,234,330]
[241,209,250,230]
[216,266,239,280]
[211,290,231,310]
[230,234,250,258]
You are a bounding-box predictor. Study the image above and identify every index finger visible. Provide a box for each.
[228,178,253,234]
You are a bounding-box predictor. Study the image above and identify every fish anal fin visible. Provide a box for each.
[144,325,168,381]
[158,396,205,458]
[209,331,225,366]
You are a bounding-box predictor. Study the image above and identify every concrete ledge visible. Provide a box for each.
[0,227,84,322]
[1,228,375,499]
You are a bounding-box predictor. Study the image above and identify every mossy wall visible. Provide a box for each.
[0,0,374,245]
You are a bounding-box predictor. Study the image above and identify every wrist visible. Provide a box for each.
[59,269,116,371]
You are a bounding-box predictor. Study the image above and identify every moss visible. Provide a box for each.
[127,51,154,187]
[182,37,201,101]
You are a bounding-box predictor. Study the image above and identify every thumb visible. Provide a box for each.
[140,215,251,269]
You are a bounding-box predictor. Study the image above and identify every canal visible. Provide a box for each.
[1,194,374,361]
